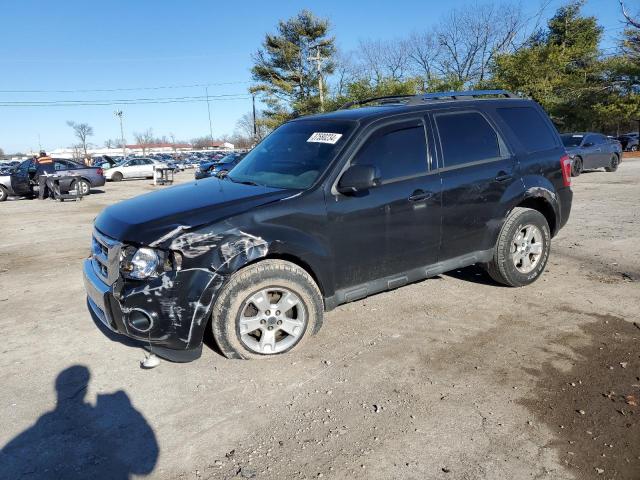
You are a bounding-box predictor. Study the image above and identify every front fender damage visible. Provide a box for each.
[118,223,269,351]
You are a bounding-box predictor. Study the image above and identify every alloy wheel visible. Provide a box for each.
[238,287,307,354]
[511,224,544,274]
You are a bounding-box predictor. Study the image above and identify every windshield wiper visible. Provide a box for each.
[226,176,260,186]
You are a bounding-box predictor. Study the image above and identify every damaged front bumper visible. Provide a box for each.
[83,257,213,362]
[83,224,270,362]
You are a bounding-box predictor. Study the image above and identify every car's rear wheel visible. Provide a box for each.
[0,186,8,202]
[211,260,323,359]
[571,156,582,177]
[111,172,123,182]
[484,207,551,287]
[605,155,619,172]
[631,145,638,152]
[71,179,91,196]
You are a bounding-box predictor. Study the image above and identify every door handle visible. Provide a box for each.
[408,190,433,202]
[495,171,512,182]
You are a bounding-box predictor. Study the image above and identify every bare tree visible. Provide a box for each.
[620,0,640,61]
[407,31,442,86]
[133,128,154,156]
[620,0,640,28]
[191,136,212,150]
[331,50,363,96]
[356,38,411,83]
[235,111,271,143]
[434,3,525,86]
[66,121,94,157]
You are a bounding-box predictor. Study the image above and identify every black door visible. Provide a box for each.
[433,109,517,261]
[326,118,441,291]
[10,160,34,196]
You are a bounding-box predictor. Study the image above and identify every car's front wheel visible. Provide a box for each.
[211,260,323,359]
[111,172,123,182]
[484,207,551,287]
[0,186,8,202]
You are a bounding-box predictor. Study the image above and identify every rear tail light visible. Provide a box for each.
[97,168,104,176]
[560,155,571,187]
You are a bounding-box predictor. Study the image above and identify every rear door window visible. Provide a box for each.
[352,120,428,182]
[495,107,557,153]
[435,111,501,168]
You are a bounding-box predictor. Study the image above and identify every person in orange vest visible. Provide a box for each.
[35,150,55,200]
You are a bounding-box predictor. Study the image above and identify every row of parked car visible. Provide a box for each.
[0,151,250,201]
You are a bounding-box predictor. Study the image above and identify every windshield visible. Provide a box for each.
[228,120,355,189]
[561,134,583,147]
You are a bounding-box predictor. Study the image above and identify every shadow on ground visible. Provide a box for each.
[444,264,502,286]
[520,309,640,478]
[0,365,158,479]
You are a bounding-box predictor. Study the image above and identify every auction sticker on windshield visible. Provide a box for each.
[307,132,343,144]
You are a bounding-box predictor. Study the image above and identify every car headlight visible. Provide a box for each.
[124,247,159,279]
[120,246,182,279]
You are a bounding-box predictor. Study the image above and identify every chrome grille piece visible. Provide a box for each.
[91,229,122,285]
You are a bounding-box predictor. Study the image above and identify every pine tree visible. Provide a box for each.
[250,10,335,129]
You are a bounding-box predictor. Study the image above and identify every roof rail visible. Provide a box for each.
[339,94,416,110]
[339,89,519,110]
[417,89,518,101]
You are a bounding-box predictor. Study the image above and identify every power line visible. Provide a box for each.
[0,93,252,107]
[0,80,252,94]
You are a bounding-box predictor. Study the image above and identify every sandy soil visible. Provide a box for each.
[0,159,638,479]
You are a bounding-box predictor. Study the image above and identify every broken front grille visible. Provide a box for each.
[91,229,122,285]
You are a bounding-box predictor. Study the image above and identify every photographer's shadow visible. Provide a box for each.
[0,365,158,479]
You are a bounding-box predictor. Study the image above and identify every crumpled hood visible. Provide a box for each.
[94,177,296,245]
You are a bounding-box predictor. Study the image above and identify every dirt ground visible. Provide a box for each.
[0,158,638,480]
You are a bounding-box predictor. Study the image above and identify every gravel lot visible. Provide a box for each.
[1,159,638,479]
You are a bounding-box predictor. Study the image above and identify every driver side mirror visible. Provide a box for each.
[337,164,380,194]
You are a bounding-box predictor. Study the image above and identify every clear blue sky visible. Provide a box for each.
[0,0,629,153]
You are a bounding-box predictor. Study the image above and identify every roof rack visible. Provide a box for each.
[339,94,417,110]
[339,89,519,110]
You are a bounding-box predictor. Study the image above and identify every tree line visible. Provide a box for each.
[250,1,640,135]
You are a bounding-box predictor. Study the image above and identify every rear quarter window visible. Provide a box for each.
[435,111,502,168]
[495,106,557,153]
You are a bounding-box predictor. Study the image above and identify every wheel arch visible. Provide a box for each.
[515,194,557,236]
[246,252,325,296]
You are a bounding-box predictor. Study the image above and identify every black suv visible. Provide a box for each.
[83,90,572,362]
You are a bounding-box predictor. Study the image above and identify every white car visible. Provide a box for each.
[104,158,166,181]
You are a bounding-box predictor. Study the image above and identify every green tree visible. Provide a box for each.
[251,10,335,128]
[325,77,422,110]
[491,1,606,131]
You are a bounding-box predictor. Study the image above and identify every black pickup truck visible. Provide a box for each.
[83,90,572,362]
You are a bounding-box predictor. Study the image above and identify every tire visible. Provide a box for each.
[211,260,323,359]
[605,155,619,172]
[0,186,7,202]
[484,207,551,287]
[570,156,582,177]
[631,145,638,152]
[111,172,123,182]
[72,179,91,196]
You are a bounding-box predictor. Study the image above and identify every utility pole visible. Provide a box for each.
[205,86,214,151]
[37,133,42,151]
[252,94,257,143]
[114,110,126,159]
[308,45,325,112]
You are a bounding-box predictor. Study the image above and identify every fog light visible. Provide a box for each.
[128,309,153,332]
